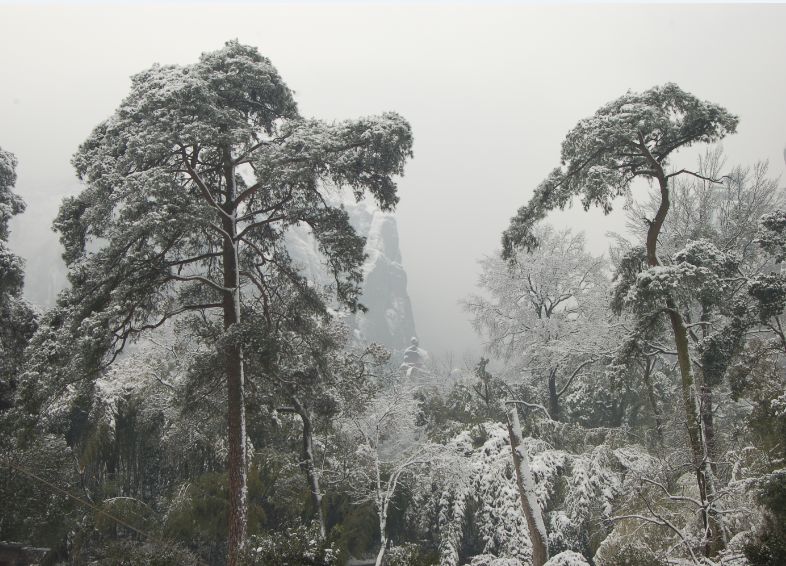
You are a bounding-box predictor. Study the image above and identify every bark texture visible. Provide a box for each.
[644,152,725,556]
[223,153,248,566]
[547,368,560,423]
[506,404,549,566]
[293,398,327,539]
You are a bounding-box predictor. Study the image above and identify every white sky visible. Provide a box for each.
[2,3,785,359]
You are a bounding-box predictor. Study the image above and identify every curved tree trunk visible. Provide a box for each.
[506,403,549,566]
[293,398,327,538]
[644,157,725,556]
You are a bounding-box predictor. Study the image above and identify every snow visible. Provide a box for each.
[543,550,590,566]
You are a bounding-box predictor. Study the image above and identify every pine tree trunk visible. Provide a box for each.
[506,403,549,566]
[699,381,716,471]
[699,373,725,554]
[641,357,665,446]
[547,368,560,422]
[647,169,724,556]
[222,152,248,566]
[293,399,326,538]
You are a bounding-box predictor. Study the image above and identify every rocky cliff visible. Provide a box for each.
[16,191,418,354]
[285,194,417,353]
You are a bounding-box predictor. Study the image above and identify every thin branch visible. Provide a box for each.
[166,251,222,267]
[179,147,232,220]
[665,169,728,183]
[641,477,703,508]
[557,357,595,398]
[235,214,287,241]
[165,274,233,294]
[609,512,698,565]
[236,192,293,222]
[133,303,223,333]
[505,399,552,420]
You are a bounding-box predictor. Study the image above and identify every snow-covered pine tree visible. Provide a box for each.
[502,83,738,556]
[22,41,412,565]
[0,146,37,413]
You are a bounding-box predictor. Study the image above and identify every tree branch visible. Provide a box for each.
[557,357,595,398]
[165,274,233,294]
[505,399,552,420]
[665,169,728,183]
[179,147,233,220]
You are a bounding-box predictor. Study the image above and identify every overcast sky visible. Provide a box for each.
[2,3,785,359]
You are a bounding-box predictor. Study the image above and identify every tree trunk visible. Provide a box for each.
[696,310,718,473]
[506,403,549,566]
[698,371,724,554]
[375,534,388,566]
[293,399,327,538]
[646,166,724,556]
[374,454,390,566]
[700,382,716,471]
[547,368,560,422]
[222,152,248,566]
[375,506,388,566]
[641,357,665,446]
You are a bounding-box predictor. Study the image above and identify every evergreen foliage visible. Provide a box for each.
[5,60,786,566]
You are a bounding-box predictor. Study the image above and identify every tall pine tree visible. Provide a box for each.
[27,41,412,564]
[502,83,738,556]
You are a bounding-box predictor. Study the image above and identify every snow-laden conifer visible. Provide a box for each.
[22,40,412,565]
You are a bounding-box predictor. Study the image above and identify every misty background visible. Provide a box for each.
[1,3,785,359]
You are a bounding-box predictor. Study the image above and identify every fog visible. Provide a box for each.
[2,3,785,359]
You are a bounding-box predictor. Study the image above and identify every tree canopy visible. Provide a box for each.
[23,40,413,564]
[0,146,37,413]
[502,83,738,257]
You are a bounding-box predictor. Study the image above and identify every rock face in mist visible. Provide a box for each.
[399,337,429,376]
[286,196,417,353]
[353,203,418,351]
[15,192,418,354]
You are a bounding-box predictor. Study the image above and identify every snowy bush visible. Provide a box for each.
[593,540,666,566]
[435,424,533,565]
[384,542,437,565]
[467,555,524,566]
[241,521,339,565]
[423,422,656,565]
[543,550,590,566]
